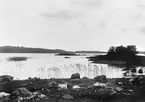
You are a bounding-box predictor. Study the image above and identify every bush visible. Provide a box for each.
[107,45,138,63]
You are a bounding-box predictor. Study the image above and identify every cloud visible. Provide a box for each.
[79,22,87,29]
[130,12,143,22]
[138,5,145,9]
[41,10,81,21]
[70,0,103,8]
[121,28,132,33]
[98,20,106,27]
[140,26,145,34]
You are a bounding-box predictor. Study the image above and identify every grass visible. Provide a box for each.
[7,57,29,62]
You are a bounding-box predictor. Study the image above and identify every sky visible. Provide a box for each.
[0,0,145,51]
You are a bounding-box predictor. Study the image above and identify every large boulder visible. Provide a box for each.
[82,77,89,80]
[0,80,28,93]
[71,73,80,79]
[62,94,74,100]
[94,75,107,83]
[138,69,143,74]
[129,76,145,85]
[0,75,13,84]
[129,76,140,86]
[69,79,82,85]
[79,77,95,88]
[9,87,31,99]
[67,82,73,89]
[17,88,31,97]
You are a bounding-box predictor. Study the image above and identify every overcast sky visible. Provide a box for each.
[0,0,145,51]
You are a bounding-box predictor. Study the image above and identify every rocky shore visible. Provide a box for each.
[0,73,145,102]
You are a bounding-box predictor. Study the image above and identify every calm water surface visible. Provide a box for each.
[0,53,134,79]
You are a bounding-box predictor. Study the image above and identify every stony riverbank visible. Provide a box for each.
[0,73,145,102]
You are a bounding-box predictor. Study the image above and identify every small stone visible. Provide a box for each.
[115,87,122,91]
[118,82,123,85]
[62,94,74,100]
[131,68,137,73]
[39,94,48,99]
[48,81,58,88]
[41,88,51,95]
[94,82,106,86]
[59,83,67,89]
[73,85,80,89]
[67,82,73,89]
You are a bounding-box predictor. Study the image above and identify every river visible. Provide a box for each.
[0,53,136,79]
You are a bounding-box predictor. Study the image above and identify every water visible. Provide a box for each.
[0,53,136,79]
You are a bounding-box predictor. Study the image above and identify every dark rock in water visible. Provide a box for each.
[71,73,80,79]
[56,52,77,56]
[64,57,70,58]
[94,75,107,83]
[138,69,143,74]
[62,94,74,100]
[0,75,13,84]
[9,87,31,99]
[131,68,137,73]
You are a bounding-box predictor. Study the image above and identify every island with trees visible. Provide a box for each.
[88,45,145,68]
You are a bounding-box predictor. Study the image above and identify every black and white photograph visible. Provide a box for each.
[0,0,145,102]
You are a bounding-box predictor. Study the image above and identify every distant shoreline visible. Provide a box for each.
[0,46,106,54]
